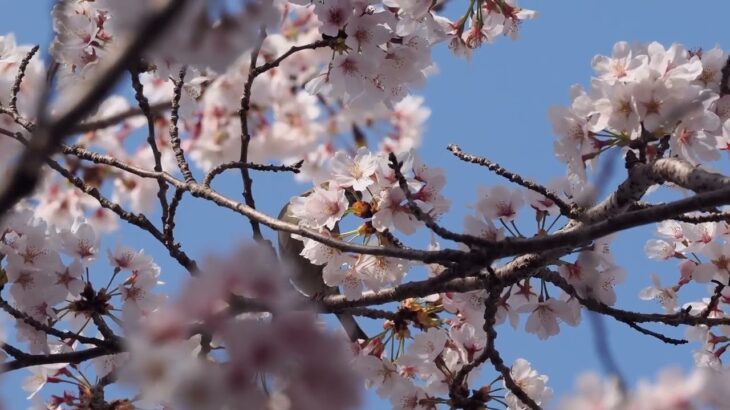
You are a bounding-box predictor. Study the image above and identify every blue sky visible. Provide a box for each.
[2,1,730,409]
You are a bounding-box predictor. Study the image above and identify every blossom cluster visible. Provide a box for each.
[290,148,448,298]
[355,322,553,409]
[50,0,535,106]
[9,0,730,408]
[550,42,729,182]
[50,0,280,77]
[561,367,730,410]
[642,217,730,369]
[113,244,363,410]
[1,208,164,354]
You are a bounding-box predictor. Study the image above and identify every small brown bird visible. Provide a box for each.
[278,193,367,343]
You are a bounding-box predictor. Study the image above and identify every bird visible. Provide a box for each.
[278,193,368,343]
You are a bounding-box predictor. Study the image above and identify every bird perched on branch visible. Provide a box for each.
[278,193,368,343]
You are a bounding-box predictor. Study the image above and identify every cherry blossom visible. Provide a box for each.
[11,2,730,409]
[639,273,680,313]
[506,358,553,409]
[331,147,379,191]
[559,372,623,410]
[57,218,99,266]
[517,297,576,340]
[476,185,524,221]
[290,185,348,229]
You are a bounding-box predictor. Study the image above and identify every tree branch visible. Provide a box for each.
[448,144,575,218]
[8,44,39,114]
[0,0,189,222]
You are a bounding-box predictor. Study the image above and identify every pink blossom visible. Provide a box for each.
[290,185,348,230]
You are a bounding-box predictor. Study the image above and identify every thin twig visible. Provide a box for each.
[47,155,198,273]
[238,27,268,241]
[168,66,195,183]
[0,130,200,273]
[449,276,504,406]
[8,45,39,114]
[701,280,726,319]
[130,67,171,230]
[0,106,34,131]
[35,135,459,265]
[622,320,687,345]
[673,212,730,224]
[235,35,337,241]
[545,272,715,331]
[164,187,185,244]
[389,152,484,246]
[203,159,302,187]
[448,144,575,218]
[0,296,114,348]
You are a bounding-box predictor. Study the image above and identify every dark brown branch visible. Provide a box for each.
[721,53,730,96]
[448,144,575,218]
[185,182,467,264]
[0,295,114,348]
[449,276,503,407]
[325,253,552,310]
[460,274,540,409]
[0,106,34,132]
[238,28,268,241]
[622,320,687,345]
[235,36,336,241]
[251,38,337,79]
[701,280,726,319]
[2,346,119,373]
[164,188,185,245]
[203,159,303,187]
[389,152,479,245]
[91,314,119,344]
[47,155,198,273]
[131,67,171,230]
[2,342,28,359]
[545,272,730,329]
[8,45,39,114]
[673,212,730,224]
[486,331,542,410]
[26,125,730,273]
[42,138,451,264]
[168,66,195,183]
[490,181,730,259]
